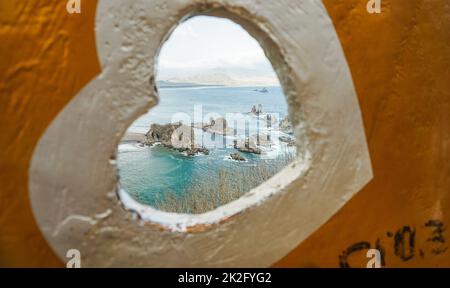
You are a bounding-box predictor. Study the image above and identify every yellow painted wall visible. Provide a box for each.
[276,0,450,268]
[0,0,100,267]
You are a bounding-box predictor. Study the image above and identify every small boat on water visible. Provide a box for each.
[254,87,269,93]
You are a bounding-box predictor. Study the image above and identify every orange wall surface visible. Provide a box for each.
[0,0,449,267]
[0,0,100,267]
[276,0,450,268]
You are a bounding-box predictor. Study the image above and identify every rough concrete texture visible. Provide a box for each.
[29,0,371,267]
[0,0,449,267]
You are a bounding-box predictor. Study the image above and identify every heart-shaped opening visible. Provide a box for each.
[115,15,308,231]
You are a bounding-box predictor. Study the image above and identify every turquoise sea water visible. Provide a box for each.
[117,86,293,206]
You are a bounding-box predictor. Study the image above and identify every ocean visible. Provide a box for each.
[117,86,295,208]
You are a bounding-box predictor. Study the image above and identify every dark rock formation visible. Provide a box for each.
[279,116,293,134]
[230,153,246,162]
[249,104,263,115]
[238,146,261,155]
[279,136,295,146]
[145,122,209,156]
[177,147,210,156]
[263,114,277,125]
[145,122,184,146]
[202,117,233,135]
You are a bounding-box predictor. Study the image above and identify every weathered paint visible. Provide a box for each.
[275,0,450,268]
[0,0,100,267]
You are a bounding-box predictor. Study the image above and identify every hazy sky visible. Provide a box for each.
[156,16,279,85]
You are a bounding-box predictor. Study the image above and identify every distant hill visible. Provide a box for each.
[156,80,223,88]
[158,71,280,87]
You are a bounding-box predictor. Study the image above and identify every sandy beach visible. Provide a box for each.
[121,131,146,143]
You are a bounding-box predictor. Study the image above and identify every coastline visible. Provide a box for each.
[121,131,146,143]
